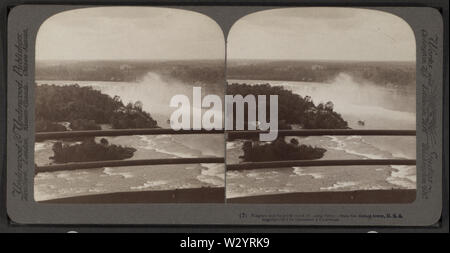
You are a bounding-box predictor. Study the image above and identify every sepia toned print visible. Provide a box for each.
[225,8,417,203]
[34,7,226,203]
[33,6,418,205]
[5,3,444,227]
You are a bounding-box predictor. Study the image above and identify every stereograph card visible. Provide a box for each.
[5,4,445,226]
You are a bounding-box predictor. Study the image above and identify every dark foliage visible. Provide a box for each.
[36,85,158,162]
[227,83,348,130]
[35,84,158,130]
[51,138,136,163]
[240,138,326,162]
[110,102,158,129]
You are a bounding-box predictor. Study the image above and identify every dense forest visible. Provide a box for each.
[35,84,158,132]
[228,60,415,88]
[228,83,346,162]
[36,84,159,163]
[227,83,348,130]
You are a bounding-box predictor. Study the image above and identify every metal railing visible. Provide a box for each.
[34,128,416,174]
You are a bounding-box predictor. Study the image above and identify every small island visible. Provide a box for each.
[241,138,326,162]
[51,138,136,163]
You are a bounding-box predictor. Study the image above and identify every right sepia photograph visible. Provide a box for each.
[225,7,417,203]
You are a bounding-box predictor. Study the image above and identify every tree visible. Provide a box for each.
[134,101,143,111]
[305,96,312,103]
[325,101,334,111]
[113,95,121,103]
[100,138,109,146]
[290,138,299,146]
[35,84,159,130]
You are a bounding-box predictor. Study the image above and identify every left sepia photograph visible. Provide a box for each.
[33,7,226,203]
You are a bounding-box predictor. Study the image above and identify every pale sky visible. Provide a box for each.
[36,7,225,61]
[228,8,416,62]
[36,7,416,62]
